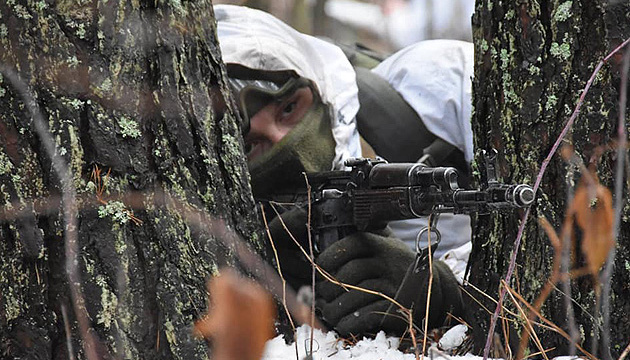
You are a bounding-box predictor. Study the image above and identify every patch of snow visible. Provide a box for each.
[438,324,468,351]
[262,325,489,360]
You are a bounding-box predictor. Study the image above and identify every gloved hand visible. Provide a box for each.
[265,206,313,289]
[314,229,463,337]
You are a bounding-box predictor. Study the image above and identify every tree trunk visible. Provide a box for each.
[0,1,262,359]
[468,0,629,358]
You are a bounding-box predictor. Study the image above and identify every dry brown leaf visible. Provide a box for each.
[194,268,277,360]
[570,178,614,277]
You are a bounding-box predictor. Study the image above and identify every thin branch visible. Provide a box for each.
[559,150,580,356]
[60,303,76,360]
[260,204,300,360]
[483,36,630,360]
[602,44,630,360]
[618,340,630,360]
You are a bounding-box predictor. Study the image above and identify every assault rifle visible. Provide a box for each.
[268,153,535,252]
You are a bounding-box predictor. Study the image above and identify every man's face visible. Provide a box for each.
[243,86,314,161]
[231,75,336,197]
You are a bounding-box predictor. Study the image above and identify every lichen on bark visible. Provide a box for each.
[1,1,262,359]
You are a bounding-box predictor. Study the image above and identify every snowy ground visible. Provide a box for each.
[262,324,482,360]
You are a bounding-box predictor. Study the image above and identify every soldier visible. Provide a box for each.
[216,4,473,337]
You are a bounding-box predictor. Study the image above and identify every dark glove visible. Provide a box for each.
[314,229,463,337]
[265,206,313,289]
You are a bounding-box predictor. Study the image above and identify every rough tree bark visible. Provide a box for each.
[468,0,629,358]
[0,1,262,359]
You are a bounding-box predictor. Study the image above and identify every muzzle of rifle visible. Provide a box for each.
[507,184,535,207]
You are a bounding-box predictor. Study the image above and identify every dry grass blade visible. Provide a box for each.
[194,268,276,360]
[517,216,563,359]
[462,281,520,321]
[505,283,597,360]
[261,204,301,360]
[504,280,550,360]
[420,216,436,360]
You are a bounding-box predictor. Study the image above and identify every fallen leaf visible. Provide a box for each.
[194,268,277,360]
[570,177,614,277]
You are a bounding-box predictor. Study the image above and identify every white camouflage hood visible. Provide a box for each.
[214,4,362,169]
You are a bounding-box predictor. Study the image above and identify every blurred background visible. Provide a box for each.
[213,0,475,55]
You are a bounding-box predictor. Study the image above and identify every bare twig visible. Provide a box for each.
[261,205,300,360]
[602,44,630,360]
[60,303,76,360]
[462,281,521,320]
[560,151,580,356]
[161,192,322,331]
[618,340,630,360]
[483,36,630,360]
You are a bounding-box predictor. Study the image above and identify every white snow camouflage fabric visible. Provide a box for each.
[214,4,362,170]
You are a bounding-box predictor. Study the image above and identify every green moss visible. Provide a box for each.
[95,275,119,330]
[545,94,558,111]
[98,201,134,224]
[118,116,141,138]
[0,152,13,176]
[499,49,509,69]
[502,72,519,105]
[101,78,113,92]
[553,1,573,23]
[4,286,22,321]
[481,39,489,53]
[168,0,187,16]
[34,0,48,11]
[550,41,571,60]
[220,132,247,188]
[66,55,80,68]
[528,64,541,76]
[163,319,178,346]
[12,4,33,19]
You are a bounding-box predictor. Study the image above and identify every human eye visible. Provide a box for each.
[244,139,255,154]
[281,101,297,116]
[243,138,271,160]
[274,86,313,127]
